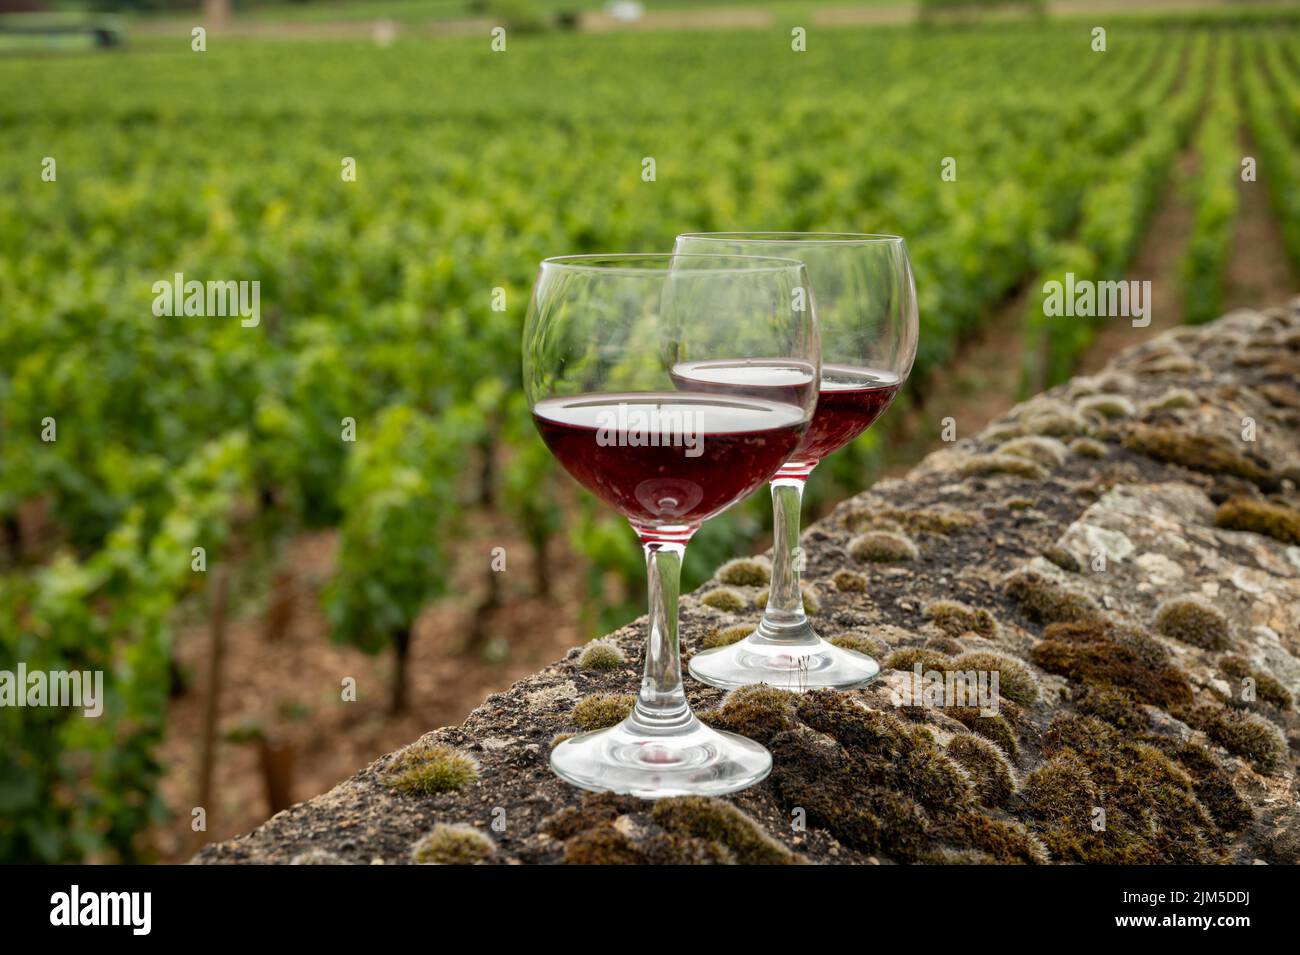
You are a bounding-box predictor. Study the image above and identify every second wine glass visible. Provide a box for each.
[674,232,918,691]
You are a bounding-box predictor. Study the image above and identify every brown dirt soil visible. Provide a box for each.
[157,509,586,861]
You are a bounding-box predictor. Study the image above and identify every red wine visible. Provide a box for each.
[532,393,807,527]
[671,360,900,471]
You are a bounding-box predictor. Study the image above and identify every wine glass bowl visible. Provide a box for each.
[673,233,918,692]
[524,253,820,796]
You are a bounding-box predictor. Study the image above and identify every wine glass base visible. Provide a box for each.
[688,631,881,692]
[549,715,772,799]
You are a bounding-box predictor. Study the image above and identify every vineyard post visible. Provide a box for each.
[194,567,229,848]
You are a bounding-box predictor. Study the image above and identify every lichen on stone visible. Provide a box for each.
[410,823,496,865]
[849,530,919,563]
[1153,596,1230,650]
[716,557,772,587]
[383,741,479,796]
[571,693,636,730]
[578,639,626,671]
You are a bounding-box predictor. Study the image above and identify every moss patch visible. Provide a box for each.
[1123,424,1274,486]
[1070,437,1108,459]
[844,505,979,536]
[700,587,748,613]
[884,647,954,672]
[1214,496,1300,545]
[924,599,999,638]
[830,633,887,658]
[1003,568,1103,625]
[1031,620,1192,708]
[946,735,1016,808]
[850,530,919,563]
[958,454,1048,481]
[1076,394,1136,420]
[702,623,754,650]
[383,741,479,796]
[716,557,772,587]
[1153,597,1230,650]
[578,640,626,671]
[1182,704,1288,773]
[651,797,800,865]
[831,568,869,593]
[700,684,799,743]
[571,693,636,730]
[410,824,496,864]
[997,436,1068,468]
[1220,654,1292,709]
[950,650,1040,705]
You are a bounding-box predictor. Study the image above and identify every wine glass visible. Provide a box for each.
[524,253,819,797]
[673,233,918,691]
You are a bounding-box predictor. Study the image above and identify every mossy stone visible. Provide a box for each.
[1153,597,1230,650]
[924,599,999,638]
[958,454,1048,481]
[702,623,754,650]
[410,824,496,865]
[850,530,919,563]
[571,693,636,730]
[700,587,748,613]
[1003,568,1103,625]
[716,557,772,587]
[383,741,479,796]
[1214,496,1300,545]
[578,640,626,671]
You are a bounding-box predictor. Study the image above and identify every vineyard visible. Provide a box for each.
[2,12,1299,862]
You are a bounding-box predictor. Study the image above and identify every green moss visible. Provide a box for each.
[290,849,349,865]
[950,650,1040,705]
[705,684,799,743]
[844,506,978,536]
[884,647,953,672]
[947,707,1020,760]
[1043,544,1081,573]
[1123,425,1273,485]
[1003,568,1103,625]
[700,587,748,613]
[1069,437,1108,459]
[1220,654,1292,709]
[1032,621,1191,708]
[651,797,799,865]
[1153,597,1230,650]
[1075,686,1147,733]
[831,568,869,593]
[849,530,919,563]
[410,824,496,865]
[946,735,1016,808]
[958,454,1048,481]
[1076,394,1136,420]
[933,813,1047,864]
[1197,706,1288,773]
[925,635,964,656]
[701,623,754,650]
[1006,497,1034,510]
[997,436,1068,468]
[1021,754,1098,825]
[550,732,574,748]
[923,600,999,638]
[1022,404,1088,437]
[577,640,626,671]
[1215,496,1300,545]
[716,557,772,587]
[383,741,479,796]
[571,693,636,730]
[1147,738,1252,832]
[829,633,887,658]
[801,585,821,615]
[1143,388,1198,411]
[560,825,650,865]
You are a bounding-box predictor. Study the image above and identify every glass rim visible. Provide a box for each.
[677,231,906,246]
[539,252,808,276]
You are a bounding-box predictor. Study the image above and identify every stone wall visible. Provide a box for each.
[196,300,1300,865]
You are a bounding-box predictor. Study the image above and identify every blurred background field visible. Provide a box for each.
[1,0,1298,862]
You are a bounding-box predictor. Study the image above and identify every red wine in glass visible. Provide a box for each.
[671,359,901,473]
[532,392,808,528]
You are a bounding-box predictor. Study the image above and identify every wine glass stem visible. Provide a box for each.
[632,529,694,732]
[760,471,815,642]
